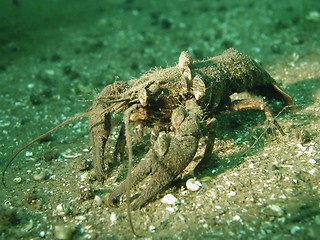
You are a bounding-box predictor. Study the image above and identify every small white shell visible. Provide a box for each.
[161,194,178,205]
[110,212,117,225]
[62,152,82,159]
[13,176,22,183]
[56,203,67,216]
[82,148,90,153]
[186,178,202,192]
[56,203,64,213]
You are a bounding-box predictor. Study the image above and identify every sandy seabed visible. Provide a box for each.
[0,0,319,239]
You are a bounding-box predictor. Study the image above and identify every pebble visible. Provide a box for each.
[309,158,316,164]
[227,191,237,197]
[80,172,89,182]
[165,206,175,213]
[290,225,301,234]
[209,189,217,199]
[78,185,93,200]
[39,231,46,238]
[33,171,47,181]
[232,215,242,222]
[308,168,317,175]
[45,69,55,75]
[75,215,86,221]
[54,225,75,240]
[25,151,33,157]
[149,225,156,232]
[306,11,320,22]
[94,195,103,206]
[263,204,284,217]
[186,178,202,192]
[161,194,178,205]
[43,150,59,162]
[24,219,34,231]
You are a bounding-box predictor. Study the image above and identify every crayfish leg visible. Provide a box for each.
[89,112,111,181]
[108,150,154,205]
[230,98,285,135]
[109,99,203,209]
[195,120,218,173]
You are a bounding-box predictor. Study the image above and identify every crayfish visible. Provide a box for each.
[3,48,294,235]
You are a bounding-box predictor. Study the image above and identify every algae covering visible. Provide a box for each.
[0,0,319,239]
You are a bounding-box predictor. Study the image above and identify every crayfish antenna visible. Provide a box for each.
[2,112,88,187]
